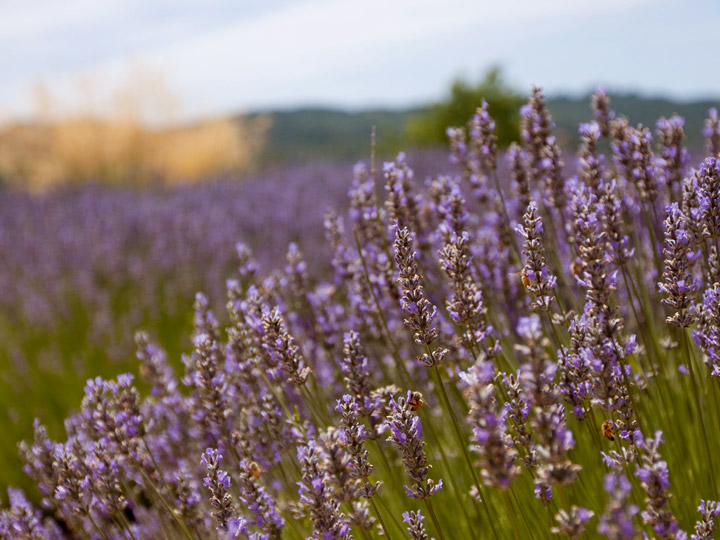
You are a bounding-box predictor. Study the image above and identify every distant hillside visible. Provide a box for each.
[244,94,718,165]
[246,108,421,164]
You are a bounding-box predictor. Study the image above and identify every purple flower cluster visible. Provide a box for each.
[704,108,720,157]
[695,283,720,377]
[403,510,434,540]
[659,203,697,327]
[383,391,443,500]
[634,431,683,539]
[516,201,557,312]
[597,473,639,540]
[297,439,352,540]
[692,500,720,540]
[461,361,519,488]
[446,99,499,204]
[657,115,690,198]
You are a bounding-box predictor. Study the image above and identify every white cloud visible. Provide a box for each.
[4,0,716,121]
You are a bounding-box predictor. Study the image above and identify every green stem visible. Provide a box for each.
[87,513,111,540]
[138,469,196,540]
[682,328,718,499]
[416,404,476,538]
[431,365,500,540]
[501,490,522,540]
[509,485,536,540]
[369,497,396,540]
[424,498,448,540]
[370,437,403,488]
[376,493,406,538]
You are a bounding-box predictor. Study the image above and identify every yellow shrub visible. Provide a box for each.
[0,69,268,190]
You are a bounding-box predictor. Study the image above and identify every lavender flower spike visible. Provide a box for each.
[340,331,372,409]
[201,448,236,531]
[507,143,531,218]
[384,391,443,499]
[461,361,519,489]
[692,500,720,540]
[394,223,437,346]
[261,305,311,385]
[597,473,639,540]
[694,283,720,378]
[234,459,285,539]
[394,223,447,367]
[578,121,604,190]
[469,99,498,176]
[697,157,720,240]
[635,431,684,539]
[297,439,352,540]
[436,182,497,356]
[403,510,435,540]
[656,115,689,198]
[335,394,381,498]
[521,86,565,210]
[591,88,614,137]
[551,506,594,539]
[659,203,696,327]
[704,107,720,157]
[516,200,557,312]
[0,488,62,540]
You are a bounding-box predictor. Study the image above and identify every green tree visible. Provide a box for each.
[406,66,524,148]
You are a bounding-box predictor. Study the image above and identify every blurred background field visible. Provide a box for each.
[1,0,719,504]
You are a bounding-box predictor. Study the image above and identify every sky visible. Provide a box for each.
[1,0,719,121]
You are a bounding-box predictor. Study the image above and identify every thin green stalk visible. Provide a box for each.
[682,328,718,499]
[544,311,563,351]
[431,365,500,540]
[711,379,720,435]
[284,506,306,540]
[300,385,332,427]
[358,525,371,540]
[119,478,163,540]
[509,485,536,540]
[619,264,658,379]
[307,376,333,424]
[375,493,406,538]
[87,512,112,540]
[501,490,523,540]
[138,469,196,540]
[641,206,664,289]
[138,437,197,540]
[370,437,403,488]
[424,498,448,540]
[415,405,476,539]
[582,406,603,454]
[369,497,396,540]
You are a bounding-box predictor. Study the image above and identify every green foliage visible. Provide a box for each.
[405,67,525,148]
[247,109,416,165]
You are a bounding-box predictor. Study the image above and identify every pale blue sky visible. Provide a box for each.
[1,0,719,121]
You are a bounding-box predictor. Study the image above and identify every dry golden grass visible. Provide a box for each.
[0,69,268,190]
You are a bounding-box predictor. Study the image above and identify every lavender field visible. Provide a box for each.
[2,90,720,540]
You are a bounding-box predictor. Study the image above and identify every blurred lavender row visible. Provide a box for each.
[0,153,448,488]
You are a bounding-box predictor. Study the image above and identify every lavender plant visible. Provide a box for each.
[2,91,720,540]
